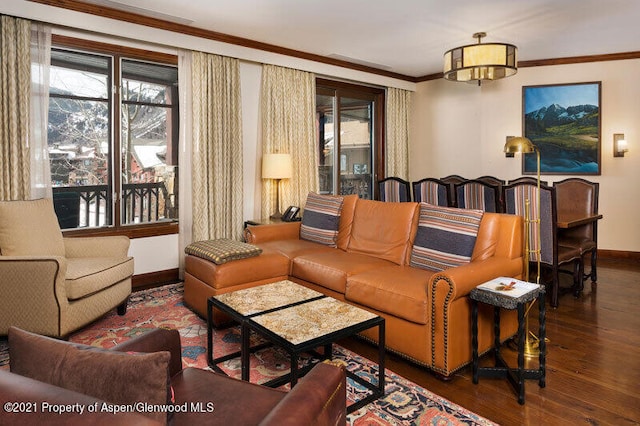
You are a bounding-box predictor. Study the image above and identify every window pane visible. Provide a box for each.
[340,97,373,199]
[317,94,335,195]
[49,98,111,228]
[122,59,177,105]
[50,66,108,99]
[121,103,178,225]
[122,79,171,104]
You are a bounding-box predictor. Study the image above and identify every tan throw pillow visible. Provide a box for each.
[9,327,171,423]
[0,198,65,256]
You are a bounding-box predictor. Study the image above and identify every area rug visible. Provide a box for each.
[0,283,495,426]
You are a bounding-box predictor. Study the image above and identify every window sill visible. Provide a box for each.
[62,221,179,239]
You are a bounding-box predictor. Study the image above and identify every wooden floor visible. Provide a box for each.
[339,258,640,425]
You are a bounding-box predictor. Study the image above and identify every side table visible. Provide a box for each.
[470,279,546,405]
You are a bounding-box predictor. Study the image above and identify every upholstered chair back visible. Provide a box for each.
[412,178,449,206]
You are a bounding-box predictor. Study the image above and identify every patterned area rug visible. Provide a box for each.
[1,284,495,426]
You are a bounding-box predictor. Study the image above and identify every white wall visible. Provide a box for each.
[411,59,640,252]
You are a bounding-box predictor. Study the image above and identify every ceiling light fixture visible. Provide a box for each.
[443,32,517,85]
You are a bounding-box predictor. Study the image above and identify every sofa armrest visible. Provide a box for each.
[430,256,524,302]
[0,370,160,425]
[64,236,130,258]
[0,257,68,336]
[244,222,301,243]
[111,328,183,377]
[259,363,346,426]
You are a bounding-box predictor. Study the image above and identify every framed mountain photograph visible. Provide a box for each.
[522,82,601,175]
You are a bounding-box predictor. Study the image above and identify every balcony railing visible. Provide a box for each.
[52,182,175,229]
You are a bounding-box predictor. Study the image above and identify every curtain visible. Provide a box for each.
[0,15,31,200]
[385,87,412,180]
[29,21,52,200]
[190,51,243,242]
[260,65,317,217]
[177,50,194,277]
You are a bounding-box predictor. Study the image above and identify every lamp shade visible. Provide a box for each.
[444,33,517,83]
[504,136,535,154]
[262,153,292,179]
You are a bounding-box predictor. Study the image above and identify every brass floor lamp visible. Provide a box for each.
[504,136,543,357]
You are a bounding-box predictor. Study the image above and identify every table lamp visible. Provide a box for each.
[262,153,293,220]
[504,136,542,357]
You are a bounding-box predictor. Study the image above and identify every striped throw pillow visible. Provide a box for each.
[410,203,484,272]
[300,193,344,247]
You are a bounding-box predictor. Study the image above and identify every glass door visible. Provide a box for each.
[316,80,383,200]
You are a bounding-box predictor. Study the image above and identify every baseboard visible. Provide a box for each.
[598,249,640,262]
[132,268,180,290]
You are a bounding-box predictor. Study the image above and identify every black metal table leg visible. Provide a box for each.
[538,290,547,388]
[207,298,214,368]
[472,299,479,384]
[241,322,250,382]
[378,320,386,396]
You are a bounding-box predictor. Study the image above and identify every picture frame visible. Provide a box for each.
[522,82,601,175]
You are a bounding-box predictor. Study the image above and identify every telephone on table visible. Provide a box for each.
[282,205,301,222]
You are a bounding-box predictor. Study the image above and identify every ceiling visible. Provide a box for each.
[83,0,640,78]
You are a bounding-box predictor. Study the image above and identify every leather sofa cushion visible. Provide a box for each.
[0,198,65,257]
[65,257,134,300]
[336,194,358,251]
[346,265,433,325]
[347,199,419,265]
[171,367,285,425]
[185,248,289,290]
[258,239,335,262]
[291,251,393,294]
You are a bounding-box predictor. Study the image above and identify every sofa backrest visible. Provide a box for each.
[346,199,419,265]
[472,212,523,261]
[336,194,358,251]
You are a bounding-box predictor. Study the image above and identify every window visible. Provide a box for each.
[316,79,384,199]
[48,41,178,235]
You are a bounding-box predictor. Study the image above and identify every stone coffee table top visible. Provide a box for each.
[251,297,378,345]
[213,280,323,316]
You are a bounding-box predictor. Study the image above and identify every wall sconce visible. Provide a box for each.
[613,133,628,157]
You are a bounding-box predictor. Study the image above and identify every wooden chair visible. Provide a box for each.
[476,175,505,187]
[412,178,450,206]
[508,176,549,186]
[503,182,582,307]
[440,174,466,207]
[455,179,502,212]
[378,177,411,202]
[553,178,599,292]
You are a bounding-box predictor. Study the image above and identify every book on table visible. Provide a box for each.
[476,277,540,298]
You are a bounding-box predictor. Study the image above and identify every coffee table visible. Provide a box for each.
[206,280,385,413]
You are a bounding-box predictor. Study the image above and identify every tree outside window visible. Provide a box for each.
[48,47,179,230]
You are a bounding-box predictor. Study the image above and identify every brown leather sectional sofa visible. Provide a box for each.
[184,195,524,377]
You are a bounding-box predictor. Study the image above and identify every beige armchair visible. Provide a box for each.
[0,198,133,337]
